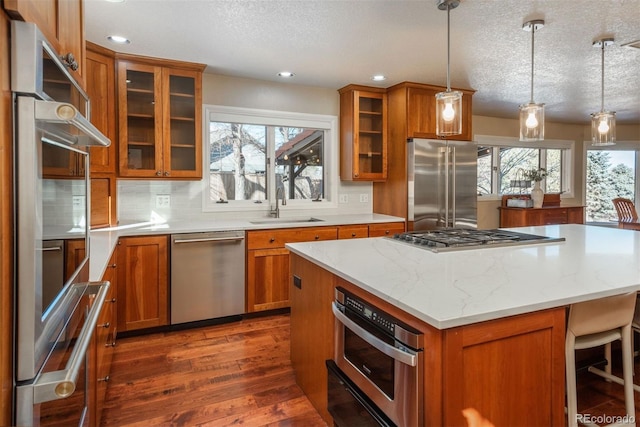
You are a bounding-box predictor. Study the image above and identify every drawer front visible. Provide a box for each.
[247,227,338,249]
[543,209,568,224]
[368,222,405,237]
[338,225,369,239]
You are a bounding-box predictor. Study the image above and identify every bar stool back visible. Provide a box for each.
[565,292,637,427]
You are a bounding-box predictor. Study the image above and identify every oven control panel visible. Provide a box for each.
[342,293,395,336]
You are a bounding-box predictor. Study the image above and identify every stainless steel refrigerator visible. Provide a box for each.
[408,138,477,230]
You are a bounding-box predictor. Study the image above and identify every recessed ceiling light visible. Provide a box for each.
[107,35,130,44]
[371,75,387,82]
[278,71,294,78]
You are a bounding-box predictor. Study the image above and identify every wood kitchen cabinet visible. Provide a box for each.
[86,43,118,228]
[339,85,387,181]
[246,227,338,312]
[117,57,205,179]
[337,224,368,239]
[373,82,475,224]
[116,235,169,332]
[368,221,405,237]
[93,249,117,426]
[4,0,86,88]
[499,206,585,227]
[289,254,335,424]
[290,254,566,427]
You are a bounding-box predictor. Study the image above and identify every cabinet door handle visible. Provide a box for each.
[61,53,79,71]
[99,322,110,329]
[98,375,110,383]
[105,341,116,348]
[110,298,117,303]
[109,263,116,268]
[156,171,162,176]
[164,171,170,176]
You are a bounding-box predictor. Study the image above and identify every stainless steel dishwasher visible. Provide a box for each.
[170,230,245,324]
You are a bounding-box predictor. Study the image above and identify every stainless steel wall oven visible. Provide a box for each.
[330,287,424,427]
[12,21,111,426]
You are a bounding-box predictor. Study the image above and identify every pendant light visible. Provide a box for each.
[435,0,462,137]
[591,38,616,146]
[519,20,545,142]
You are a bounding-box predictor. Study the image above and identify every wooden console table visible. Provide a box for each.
[499,194,585,228]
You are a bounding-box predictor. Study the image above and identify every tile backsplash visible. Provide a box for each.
[116,179,373,224]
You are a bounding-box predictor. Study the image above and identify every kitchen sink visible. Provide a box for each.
[250,217,324,225]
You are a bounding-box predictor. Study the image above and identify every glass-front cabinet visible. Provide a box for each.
[117,60,203,178]
[339,85,387,181]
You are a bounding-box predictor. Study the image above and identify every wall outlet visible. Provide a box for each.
[359,194,369,203]
[156,195,171,208]
[72,195,85,207]
[339,194,349,204]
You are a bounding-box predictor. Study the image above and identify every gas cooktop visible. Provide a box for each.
[389,228,565,253]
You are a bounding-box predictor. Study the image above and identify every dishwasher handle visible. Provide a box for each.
[173,235,245,244]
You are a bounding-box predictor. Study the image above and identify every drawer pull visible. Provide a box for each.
[269,237,276,243]
[351,233,356,237]
[385,230,390,235]
[315,235,320,240]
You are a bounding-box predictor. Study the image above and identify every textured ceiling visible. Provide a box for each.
[85,0,640,125]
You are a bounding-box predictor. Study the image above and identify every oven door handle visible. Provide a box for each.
[332,302,418,367]
[32,281,110,404]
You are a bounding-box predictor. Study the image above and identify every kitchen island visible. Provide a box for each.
[286,224,640,426]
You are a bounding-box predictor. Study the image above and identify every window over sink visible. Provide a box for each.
[202,105,338,213]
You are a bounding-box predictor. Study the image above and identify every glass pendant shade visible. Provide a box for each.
[519,102,545,141]
[591,111,616,145]
[436,90,462,136]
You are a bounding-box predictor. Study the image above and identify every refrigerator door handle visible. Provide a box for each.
[442,146,449,228]
[451,146,456,227]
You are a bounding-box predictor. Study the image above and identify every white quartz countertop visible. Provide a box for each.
[286,224,640,330]
[88,213,403,281]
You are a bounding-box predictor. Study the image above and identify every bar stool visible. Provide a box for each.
[598,295,640,392]
[565,292,637,427]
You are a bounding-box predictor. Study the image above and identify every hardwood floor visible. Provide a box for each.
[102,313,640,427]
[100,314,327,427]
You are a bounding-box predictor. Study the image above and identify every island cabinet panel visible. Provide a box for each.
[442,307,566,427]
[289,254,336,425]
[246,227,338,312]
[116,235,169,332]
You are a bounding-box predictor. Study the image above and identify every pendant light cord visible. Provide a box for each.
[530,24,535,103]
[600,42,605,112]
[446,4,451,92]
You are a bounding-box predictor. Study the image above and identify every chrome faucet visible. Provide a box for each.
[271,187,287,218]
